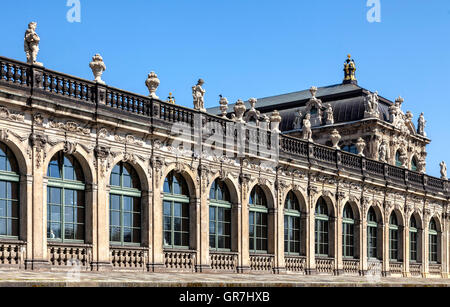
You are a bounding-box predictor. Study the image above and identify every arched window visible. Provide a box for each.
[109,162,141,245]
[395,151,402,167]
[342,204,355,258]
[284,191,300,255]
[410,217,418,262]
[209,179,231,251]
[411,157,418,172]
[367,207,378,259]
[429,219,439,263]
[0,143,19,238]
[389,213,399,261]
[163,171,189,249]
[47,152,85,242]
[315,197,329,257]
[249,186,268,253]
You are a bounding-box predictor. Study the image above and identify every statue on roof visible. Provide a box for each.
[24,22,42,66]
[325,104,334,125]
[378,140,388,163]
[364,91,380,119]
[302,113,313,142]
[417,112,427,137]
[293,109,303,130]
[343,54,357,85]
[440,161,447,180]
[192,79,206,112]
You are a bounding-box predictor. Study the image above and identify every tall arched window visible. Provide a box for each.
[209,179,231,251]
[395,151,402,167]
[47,152,85,242]
[109,162,141,245]
[315,197,329,257]
[284,191,300,255]
[389,213,399,261]
[411,157,418,172]
[410,217,418,262]
[249,186,268,253]
[163,171,190,249]
[367,208,378,259]
[342,204,355,258]
[429,219,439,263]
[0,143,19,238]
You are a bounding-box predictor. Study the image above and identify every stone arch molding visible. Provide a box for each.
[206,170,240,205]
[106,152,150,192]
[159,161,199,199]
[0,128,31,175]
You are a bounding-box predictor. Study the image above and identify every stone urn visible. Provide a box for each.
[356,137,366,156]
[330,129,341,149]
[233,99,246,123]
[270,110,282,133]
[145,71,160,99]
[219,95,229,118]
[89,54,106,84]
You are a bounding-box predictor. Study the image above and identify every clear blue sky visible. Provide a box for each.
[1,0,449,177]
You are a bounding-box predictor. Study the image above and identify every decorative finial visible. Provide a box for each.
[89,54,106,84]
[330,129,341,149]
[219,95,229,118]
[145,72,160,99]
[231,99,246,123]
[343,54,357,85]
[24,22,43,66]
[167,92,175,104]
[270,110,282,133]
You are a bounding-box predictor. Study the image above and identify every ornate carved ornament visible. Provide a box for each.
[0,128,27,143]
[0,107,25,122]
[49,120,90,135]
[114,134,144,146]
[29,133,48,168]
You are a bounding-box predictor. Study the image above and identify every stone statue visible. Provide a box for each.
[145,72,160,99]
[364,91,379,118]
[24,22,42,66]
[440,161,447,180]
[378,140,387,163]
[231,99,246,123]
[219,95,228,118]
[325,104,334,125]
[302,113,313,142]
[192,79,206,112]
[417,112,426,137]
[293,109,303,130]
[89,54,106,84]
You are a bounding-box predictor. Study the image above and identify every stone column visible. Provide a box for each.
[238,179,250,273]
[23,174,33,269]
[442,214,448,278]
[196,188,211,272]
[423,219,429,278]
[141,189,152,271]
[382,222,389,276]
[149,157,164,272]
[336,212,343,275]
[306,194,316,274]
[360,219,367,274]
[231,202,242,267]
[403,224,410,277]
[275,203,286,273]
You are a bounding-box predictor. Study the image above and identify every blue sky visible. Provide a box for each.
[1,0,449,177]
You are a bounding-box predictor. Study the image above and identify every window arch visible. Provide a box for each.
[315,197,329,257]
[47,152,85,242]
[411,157,418,172]
[209,179,231,251]
[284,191,301,255]
[342,204,355,258]
[395,151,402,167]
[367,207,379,259]
[410,216,419,262]
[389,213,399,261]
[429,218,439,263]
[109,162,141,245]
[249,186,268,253]
[0,143,19,238]
[163,171,190,249]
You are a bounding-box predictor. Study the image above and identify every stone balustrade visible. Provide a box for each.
[409,263,422,277]
[209,251,238,272]
[285,256,306,274]
[389,261,404,275]
[110,246,148,271]
[429,263,442,276]
[0,241,25,268]
[164,250,197,272]
[343,259,360,275]
[48,243,92,269]
[315,257,335,275]
[250,254,275,272]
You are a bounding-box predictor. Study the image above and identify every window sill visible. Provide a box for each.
[48,241,92,248]
[0,238,25,245]
[210,250,238,255]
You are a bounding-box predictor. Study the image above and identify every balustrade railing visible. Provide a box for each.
[343,259,360,275]
[428,263,442,276]
[209,251,238,272]
[315,257,335,274]
[313,145,336,163]
[250,254,274,272]
[0,241,25,267]
[409,263,422,277]
[280,135,309,157]
[0,58,30,87]
[389,261,403,275]
[48,243,92,269]
[285,256,306,274]
[367,260,382,275]
[341,152,362,169]
[164,250,197,271]
[105,87,149,115]
[110,246,147,270]
[366,160,384,176]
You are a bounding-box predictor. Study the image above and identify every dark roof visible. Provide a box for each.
[207,83,393,132]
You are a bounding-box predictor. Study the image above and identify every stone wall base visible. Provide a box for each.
[24,259,51,271]
[91,262,113,272]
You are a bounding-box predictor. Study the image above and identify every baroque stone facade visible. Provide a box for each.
[0,50,448,279]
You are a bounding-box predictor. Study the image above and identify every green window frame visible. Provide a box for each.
[342,204,355,258]
[47,152,85,243]
[109,162,141,246]
[284,191,301,255]
[249,186,268,254]
[429,219,438,263]
[163,171,190,249]
[411,157,418,172]
[315,197,329,257]
[367,208,378,259]
[410,218,418,262]
[209,179,232,251]
[389,214,399,261]
[395,151,402,167]
[0,143,19,239]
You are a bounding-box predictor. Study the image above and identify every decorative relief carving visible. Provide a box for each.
[49,120,90,135]
[29,133,47,168]
[114,134,144,146]
[0,107,25,122]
